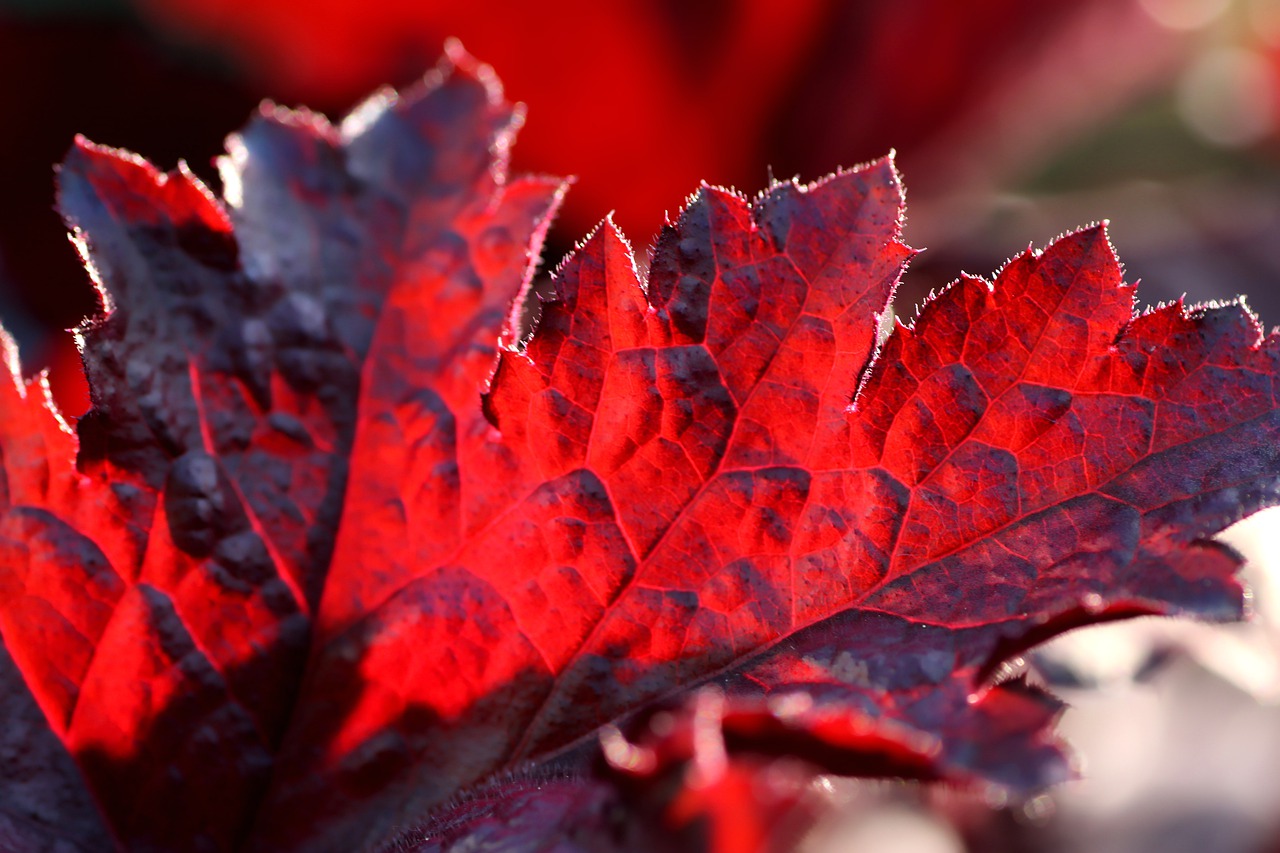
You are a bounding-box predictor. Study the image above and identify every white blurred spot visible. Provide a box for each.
[217,134,248,209]
[1140,0,1231,30]
[1021,793,1057,825]
[1041,620,1156,683]
[1177,47,1277,147]
[811,805,963,853]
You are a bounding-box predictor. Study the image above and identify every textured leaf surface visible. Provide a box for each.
[2,48,1280,853]
[0,47,564,851]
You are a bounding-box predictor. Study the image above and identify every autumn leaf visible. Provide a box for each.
[2,45,1280,853]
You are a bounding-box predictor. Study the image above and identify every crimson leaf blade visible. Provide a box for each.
[0,46,1277,853]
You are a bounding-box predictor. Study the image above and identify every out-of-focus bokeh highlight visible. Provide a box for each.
[4,0,1280,850]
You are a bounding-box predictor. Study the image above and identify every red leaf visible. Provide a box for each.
[400,684,1049,853]
[3,48,1280,853]
[3,47,564,851]
[392,688,927,853]
[596,688,912,853]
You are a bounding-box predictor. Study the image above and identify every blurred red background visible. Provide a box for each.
[5,1,1280,851]
[6,0,1280,421]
